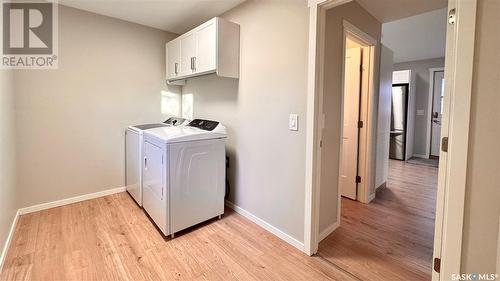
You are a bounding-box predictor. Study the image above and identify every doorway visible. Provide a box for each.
[315,3,443,278]
[389,83,409,161]
[305,0,478,279]
[429,69,445,158]
[340,35,372,201]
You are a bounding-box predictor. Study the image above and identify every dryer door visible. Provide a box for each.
[142,140,168,235]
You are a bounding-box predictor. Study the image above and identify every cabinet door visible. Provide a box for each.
[166,40,180,80]
[195,20,216,74]
[180,33,196,76]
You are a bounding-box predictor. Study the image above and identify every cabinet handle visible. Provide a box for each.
[174,62,178,75]
[190,57,194,71]
[193,57,196,71]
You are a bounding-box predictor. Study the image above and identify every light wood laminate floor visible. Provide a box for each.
[1,192,356,281]
[318,159,438,281]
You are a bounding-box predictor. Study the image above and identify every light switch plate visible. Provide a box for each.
[289,114,298,131]
[417,109,425,116]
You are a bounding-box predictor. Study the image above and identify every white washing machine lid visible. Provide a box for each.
[127,117,190,133]
[144,120,226,144]
[128,123,167,133]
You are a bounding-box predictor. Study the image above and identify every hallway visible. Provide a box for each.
[318,160,438,281]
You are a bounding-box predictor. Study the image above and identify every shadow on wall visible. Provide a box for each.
[181,74,239,201]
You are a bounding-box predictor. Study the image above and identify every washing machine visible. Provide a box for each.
[141,119,226,237]
[125,117,188,206]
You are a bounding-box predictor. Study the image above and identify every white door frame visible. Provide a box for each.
[304,1,478,281]
[426,67,445,158]
[342,21,377,205]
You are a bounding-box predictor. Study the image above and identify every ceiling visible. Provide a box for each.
[59,0,245,34]
[381,8,447,63]
[356,0,447,23]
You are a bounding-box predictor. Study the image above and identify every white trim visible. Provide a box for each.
[318,221,339,242]
[304,0,353,257]
[426,67,445,158]
[0,210,20,272]
[343,20,377,45]
[225,200,305,252]
[18,186,126,215]
[367,193,376,202]
[412,154,429,159]
[496,216,500,275]
[342,21,377,204]
[432,1,477,280]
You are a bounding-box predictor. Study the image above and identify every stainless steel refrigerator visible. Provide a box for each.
[389,83,409,160]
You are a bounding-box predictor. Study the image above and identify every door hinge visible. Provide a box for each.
[358,121,363,129]
[319,140,323,148]
[441,137,448,152]
[356,176,361,183]
[448,8,456,25]
[434,257,441,273]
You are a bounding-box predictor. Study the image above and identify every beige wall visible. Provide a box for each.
[461,0,500,274]
[0,69,17,264]
[394,57,445,157]
[181,0,309,242]
[319,1,381,233]
[14,6,178,207]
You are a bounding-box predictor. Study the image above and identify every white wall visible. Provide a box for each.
[375,45,393,188]
[381,8,447,63]
[394,57,445,157]
[181,0,309,242]
[14,6,178,208]
[0,69,17,265]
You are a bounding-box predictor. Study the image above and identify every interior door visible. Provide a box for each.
[180,33,196,76]
[166,40,180,80]
[430,71,445,156]
[340,46,362,200]
[195,20,216,74]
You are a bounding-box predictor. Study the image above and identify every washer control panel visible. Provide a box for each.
[164,117,187,126]
[188,119,219,131]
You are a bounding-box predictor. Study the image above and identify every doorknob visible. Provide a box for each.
[433,112,439,118]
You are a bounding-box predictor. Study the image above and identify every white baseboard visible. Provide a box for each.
[224,200,305,252]
[412,154,429,159]
[368,193,376,202]
[0,209,20,272]
[19,186,127,215]
[318,221,339,242]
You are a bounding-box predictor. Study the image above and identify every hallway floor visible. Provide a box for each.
[318,159,438,281]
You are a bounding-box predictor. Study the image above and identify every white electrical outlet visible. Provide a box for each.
[289,114,298,131]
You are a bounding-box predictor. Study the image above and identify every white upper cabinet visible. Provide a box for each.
[179,32,196,77]
[166,17,240,83]
[166,40,180,79]
[195,20,216,74]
